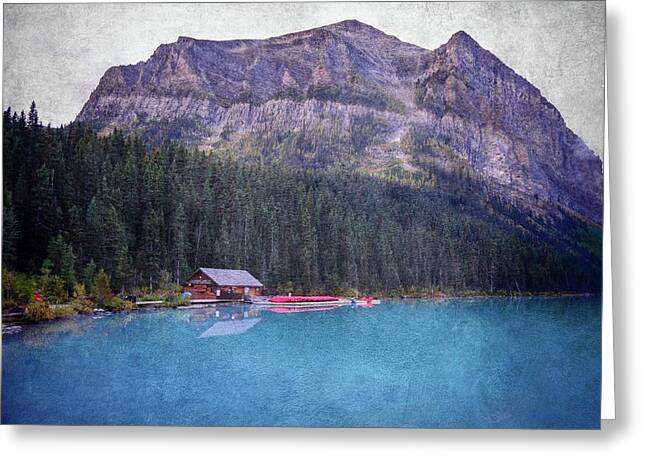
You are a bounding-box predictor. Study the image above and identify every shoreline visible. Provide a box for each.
[381,292,599,300]
[2,292,600,331]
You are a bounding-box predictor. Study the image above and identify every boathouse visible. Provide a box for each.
[183,268,263,300]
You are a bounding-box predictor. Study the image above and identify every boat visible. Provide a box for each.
[267,305,342,314]
[269,295,339,303]
[254,299,351,307]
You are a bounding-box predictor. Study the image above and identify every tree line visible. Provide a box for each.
[2,103,601,299]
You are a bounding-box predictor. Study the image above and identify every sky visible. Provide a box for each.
[2,1,605,155]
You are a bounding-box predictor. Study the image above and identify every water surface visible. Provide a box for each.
[1,298,601,428]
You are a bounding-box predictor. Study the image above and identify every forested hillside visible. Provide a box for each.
[2,104,601,296]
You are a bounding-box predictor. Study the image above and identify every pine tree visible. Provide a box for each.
[137,205,164,289]
[85,179,129,289]
[170,202,190,284]
[82,260,97,293]
[27,101,39,128]
[92,269,113,307]
[2,192,19,269]
[46,234,76,291]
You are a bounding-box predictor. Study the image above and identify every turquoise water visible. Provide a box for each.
[1,298,601,428]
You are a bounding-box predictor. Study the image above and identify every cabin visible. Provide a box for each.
[183,268,263,300]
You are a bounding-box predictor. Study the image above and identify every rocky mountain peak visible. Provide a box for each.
[446,30,479,49]
[76,20,603,225]
[327,18,372,30]
[279,19,392,41]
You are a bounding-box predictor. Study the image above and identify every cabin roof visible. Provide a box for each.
[193,268,263,287]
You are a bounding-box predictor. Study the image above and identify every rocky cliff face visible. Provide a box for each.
[76,20,603,224]
[413,31,602,224]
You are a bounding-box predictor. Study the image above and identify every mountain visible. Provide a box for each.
[76,20,603,225]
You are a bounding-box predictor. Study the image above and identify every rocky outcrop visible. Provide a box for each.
[414,31,602,223]
[76,20,603,225]
[77,20,429,129]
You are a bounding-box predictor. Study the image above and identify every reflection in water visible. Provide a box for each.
[189,305,263,322]
[20,316,95,348]
[192,305,264,337]
[199,317,262,337]
[195,301,364,336]
[2,324,23,335]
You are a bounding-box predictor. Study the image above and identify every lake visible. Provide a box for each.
[1,297,601,428]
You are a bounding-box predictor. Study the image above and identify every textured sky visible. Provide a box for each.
[2,1,605,155]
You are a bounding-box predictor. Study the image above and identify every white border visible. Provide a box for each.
[601,49,615,420]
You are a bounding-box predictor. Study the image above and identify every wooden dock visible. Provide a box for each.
[135,299,243,308]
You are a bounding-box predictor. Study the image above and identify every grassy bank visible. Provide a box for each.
[1,267,201,323]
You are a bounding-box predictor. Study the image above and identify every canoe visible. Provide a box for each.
[254,298,374,307]
[267,296,339,303]
[268,305,342,314]
[254,299,352,307]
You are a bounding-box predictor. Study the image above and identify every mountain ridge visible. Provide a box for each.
[76,20,603,225]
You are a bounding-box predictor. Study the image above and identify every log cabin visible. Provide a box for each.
[183,268,263,300]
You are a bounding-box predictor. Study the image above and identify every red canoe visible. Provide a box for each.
[268,296,339,303]
[268,306,342,313]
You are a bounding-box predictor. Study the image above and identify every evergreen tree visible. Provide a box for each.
[170,202,190,284]
[45,234,76,291]
[92,269,112,307]
[137,205,164,289]
[2,192,19,269]
[82,260,97,293]
[27,101,39,128]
